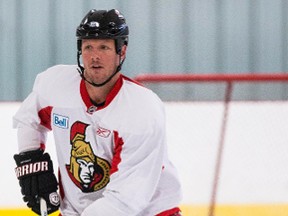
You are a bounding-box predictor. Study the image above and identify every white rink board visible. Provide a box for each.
[1,101,288,207]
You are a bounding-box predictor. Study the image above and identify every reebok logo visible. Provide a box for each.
[96,127,111,138]
[53,113,69,129]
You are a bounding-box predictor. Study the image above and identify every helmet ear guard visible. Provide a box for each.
[77,40,84,74]
[115,36,128,55]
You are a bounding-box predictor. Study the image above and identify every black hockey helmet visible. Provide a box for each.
[76,9,129,55]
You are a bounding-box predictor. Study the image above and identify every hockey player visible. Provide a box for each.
[13,9,182,216]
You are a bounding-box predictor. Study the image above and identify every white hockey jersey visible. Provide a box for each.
[13,65,182,216]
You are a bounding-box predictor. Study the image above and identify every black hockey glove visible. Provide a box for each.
[14,149,60,215]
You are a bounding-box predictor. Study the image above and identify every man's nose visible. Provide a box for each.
[91,51,100,61]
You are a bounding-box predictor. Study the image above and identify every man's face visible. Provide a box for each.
[81,39,126,85]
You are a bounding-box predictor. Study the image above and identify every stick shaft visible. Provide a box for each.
[40,197,48,216]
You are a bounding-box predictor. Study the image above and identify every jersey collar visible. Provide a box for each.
[80,74,124,114]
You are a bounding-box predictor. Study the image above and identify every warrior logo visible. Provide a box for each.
[66,121,110,192]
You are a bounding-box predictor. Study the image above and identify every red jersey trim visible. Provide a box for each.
[80,75,124,113]
[156,207,181,216]
[40,143,46,151]
[110,131,124,175]
[38,106,53,130]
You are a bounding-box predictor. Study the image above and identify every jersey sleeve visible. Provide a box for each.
[81,103,167,215]
[13,73,52,153]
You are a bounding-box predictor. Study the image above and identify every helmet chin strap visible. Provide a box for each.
[77,51,125,87]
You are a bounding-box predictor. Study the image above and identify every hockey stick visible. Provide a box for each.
[40,197,48,216]
[208,82,233,216]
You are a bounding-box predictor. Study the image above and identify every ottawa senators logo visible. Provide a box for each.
[66,121,110,192]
